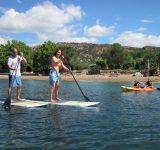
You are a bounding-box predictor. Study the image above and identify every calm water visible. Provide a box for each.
[0,79,160,150]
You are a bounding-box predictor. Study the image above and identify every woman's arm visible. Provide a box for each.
[61,61,70,71]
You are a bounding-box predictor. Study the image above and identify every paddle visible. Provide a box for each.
[69,70,91,101]
[62,56,91,102]
[3,56,21,111]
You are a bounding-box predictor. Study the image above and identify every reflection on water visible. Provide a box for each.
[0,79,160,149]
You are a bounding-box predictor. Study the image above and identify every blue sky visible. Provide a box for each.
[0,0,160,47]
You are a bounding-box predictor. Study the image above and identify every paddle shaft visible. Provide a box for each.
[70,71,87,97]
[62,54,91,101]
[68,68,91,101]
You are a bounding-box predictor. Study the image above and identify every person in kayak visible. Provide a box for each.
[49,49,69,102]
[133,80,141,88]
[145,79,153,88]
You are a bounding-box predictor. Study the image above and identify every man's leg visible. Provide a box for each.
[8,87,11,96]
[16,76,22,100]
[16,87,21,100]
[8,75,12,96]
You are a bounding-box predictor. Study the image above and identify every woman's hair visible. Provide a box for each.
[54,49,63,56]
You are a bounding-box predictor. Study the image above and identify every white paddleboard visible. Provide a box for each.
[51,100,100,107]
[10,99,50,108]
[0,99,99,107]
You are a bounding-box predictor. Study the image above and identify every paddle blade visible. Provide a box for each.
[84,95,91,102]
[3,96,11,111]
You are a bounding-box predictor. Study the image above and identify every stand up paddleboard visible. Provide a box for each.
[0,99,99,108]
[51,100,99,107]
[10,99,50,107]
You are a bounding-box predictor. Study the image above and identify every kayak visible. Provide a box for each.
[121,86,156,92]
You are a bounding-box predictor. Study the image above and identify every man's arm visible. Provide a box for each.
[20,52,27,64]
[7,58,16,70]
[8,65,16,70]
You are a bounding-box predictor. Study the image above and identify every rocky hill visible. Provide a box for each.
[57,42,110,62]
[57,42,160,62]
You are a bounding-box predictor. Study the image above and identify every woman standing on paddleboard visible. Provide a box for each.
[49,49,69,102]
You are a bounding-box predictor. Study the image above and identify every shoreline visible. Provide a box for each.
[1,74,160,83]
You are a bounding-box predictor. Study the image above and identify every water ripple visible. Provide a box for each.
[0,80,160,149]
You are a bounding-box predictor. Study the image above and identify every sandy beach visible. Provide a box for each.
[1,73,160,83]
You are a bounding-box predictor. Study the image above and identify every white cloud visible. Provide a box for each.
[0,1,83,33]
[0,1,88,43]
[60,37,97,43]
[62,4,83,20]
[37,31,96,43]
[137,27,147,32]
[0,37,11,45]
[84,25,115,37]
[140,19,153,23]
[112,31,160,48]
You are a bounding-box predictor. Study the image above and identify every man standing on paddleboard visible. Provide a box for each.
[49,49,69,102]
[7,48,27,101]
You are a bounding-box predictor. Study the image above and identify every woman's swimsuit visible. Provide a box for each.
[49,58,62,86]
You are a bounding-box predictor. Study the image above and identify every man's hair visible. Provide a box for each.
[11,47,17,52]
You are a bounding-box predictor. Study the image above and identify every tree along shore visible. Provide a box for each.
[1,74,160,83]
[1,40,160,76]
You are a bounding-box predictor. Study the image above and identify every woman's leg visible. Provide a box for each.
[54,80,60,100]
[49,71,56,101]
[49,85,55,101]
